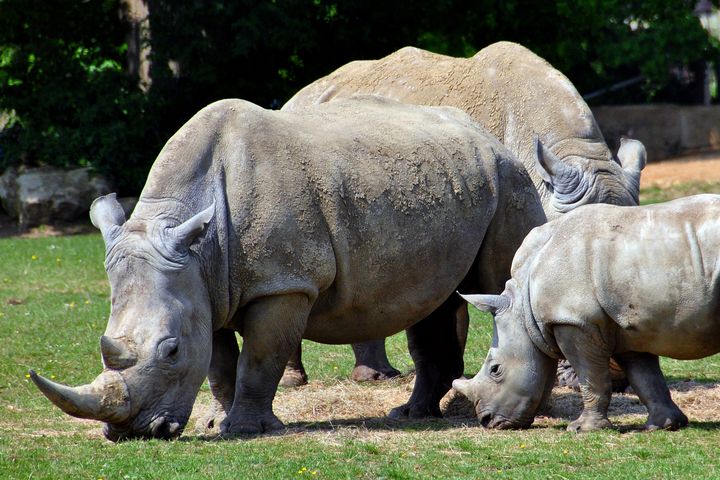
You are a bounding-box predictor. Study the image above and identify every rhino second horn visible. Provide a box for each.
[29,369,131,424]
[100,336,137,370]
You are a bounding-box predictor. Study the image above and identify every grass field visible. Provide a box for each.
[2,185,720,479]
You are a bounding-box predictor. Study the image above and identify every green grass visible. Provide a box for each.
[639,181,720,205]
[2,197,720,478]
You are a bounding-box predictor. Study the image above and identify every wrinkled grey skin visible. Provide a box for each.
[31,95,546,440]
[281,41,646,386]
[454,194,720,432]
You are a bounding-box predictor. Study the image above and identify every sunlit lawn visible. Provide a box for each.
[1,181,720,478]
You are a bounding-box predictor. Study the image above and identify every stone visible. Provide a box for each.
[0,166,112,226]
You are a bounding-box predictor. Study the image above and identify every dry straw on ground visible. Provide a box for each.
[187,375,720,440]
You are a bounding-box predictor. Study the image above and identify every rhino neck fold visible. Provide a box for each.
[521,283,563,360]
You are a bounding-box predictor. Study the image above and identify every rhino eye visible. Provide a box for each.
[489,364,502,378]
[158,338,179,360]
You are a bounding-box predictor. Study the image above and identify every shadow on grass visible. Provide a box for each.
[180,415,480,442]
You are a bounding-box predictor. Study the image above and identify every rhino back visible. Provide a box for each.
[283,43,615,204]
[471,42,611,167]
[137,97,508,343]
[528,195,720,359]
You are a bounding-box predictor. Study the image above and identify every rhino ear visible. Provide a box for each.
[90,193,126,246]
[617,137,646,174]
[458,292,510,315]
[534,135,569,187]
[170,202,215,250]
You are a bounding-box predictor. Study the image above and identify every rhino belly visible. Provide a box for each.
[614,307,720,360]
[303,210,487,344]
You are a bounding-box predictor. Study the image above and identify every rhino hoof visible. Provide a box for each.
[279,368,308,388]
[351,365,401,382]
[567,416,612,433]
[645,411,689,431]
[387,402,441,420]
[220,413,285,437]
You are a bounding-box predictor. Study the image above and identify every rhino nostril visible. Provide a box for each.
[149,416,166,436]
[167,422,182,436]
[480,413,493,428]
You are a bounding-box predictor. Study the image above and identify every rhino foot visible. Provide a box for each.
[351,365,401,382]
[567,415,612,433]
[197,399,228,432]
[645,409,688,431]
[387,402,442,420]
[220,412,285,437]
[279,366,308,388]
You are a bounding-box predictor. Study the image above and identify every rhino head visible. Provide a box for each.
[31,194,215,441]
[535,137,646,219]
[453,291,556,429]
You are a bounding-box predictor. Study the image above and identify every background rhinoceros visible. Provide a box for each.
[31,95,546,440]
[455,194,720,432]
[281,41,647,386]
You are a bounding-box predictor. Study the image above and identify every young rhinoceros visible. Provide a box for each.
[454,194,720,432]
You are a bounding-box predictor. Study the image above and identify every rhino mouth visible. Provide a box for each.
[104,413,187,441]
[478,410,532,430]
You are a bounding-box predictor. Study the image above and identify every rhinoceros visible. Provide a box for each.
[281,41,647,386]
[454,194,720,432]
[30,95,545,440]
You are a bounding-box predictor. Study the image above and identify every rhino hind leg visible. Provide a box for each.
[199,328,240,431]
[388,295,464,420]
[279,344,308,388]
[350,339,402,382]
[220,293,310,437]
[556,359,629,393]
[613,352,688,431]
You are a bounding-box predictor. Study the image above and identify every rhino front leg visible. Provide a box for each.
[388,295,464,419]
[613,352,688,431]
[220,293,310,436]
[555,326,613,433]
[199,328,239,430]
[350,339,401,382]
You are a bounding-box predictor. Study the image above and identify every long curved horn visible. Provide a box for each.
[29,369,131,424]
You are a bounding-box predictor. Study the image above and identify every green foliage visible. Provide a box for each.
[0,0,151,193]
[0,1,718,194]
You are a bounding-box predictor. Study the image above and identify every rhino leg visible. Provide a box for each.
[220,293,310,437]
[613,352,688,431]
[279,344,308,388]
[388,295,464,419]
[350,339,401,382]
[199,328,239,430]
[555,326,613,433]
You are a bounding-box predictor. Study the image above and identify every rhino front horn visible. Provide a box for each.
[29,369,132,424]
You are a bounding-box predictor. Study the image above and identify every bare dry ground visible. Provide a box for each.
[640,151,720,188]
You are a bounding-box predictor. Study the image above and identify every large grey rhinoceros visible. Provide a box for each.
[454,194,720,432]
[30,95,545,440]
[281,41,647,386]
